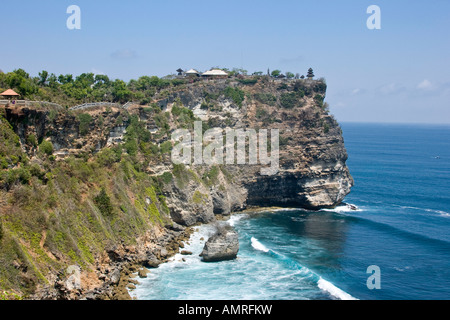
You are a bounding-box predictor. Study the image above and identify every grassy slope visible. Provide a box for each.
[0,110,172,299]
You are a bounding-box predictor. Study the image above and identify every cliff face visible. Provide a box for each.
[0,77,352,298]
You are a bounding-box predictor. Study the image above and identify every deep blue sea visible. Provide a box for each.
[132,123,450,300]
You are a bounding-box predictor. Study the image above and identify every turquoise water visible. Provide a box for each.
[132,123,450,300]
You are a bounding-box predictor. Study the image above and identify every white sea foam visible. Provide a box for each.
[425,209,450,217]
[321,204,362,213]
[251,237,269,253]
[317,277,358,300]
[396,205,450,218]
[227,214,247,227]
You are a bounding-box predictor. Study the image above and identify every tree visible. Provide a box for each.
[39,140,53,156]
[94,74,110,88]
[271,70,281,77]
[58,74,73,84]
[75,73,95,89]
[13,69,30,79]
[112,79,132,103]
[286,72,295,79]
[38,70,49,86]
[307,68,315,79]
[48,73,58,88]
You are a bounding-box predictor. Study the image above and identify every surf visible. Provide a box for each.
[249,236,357,300]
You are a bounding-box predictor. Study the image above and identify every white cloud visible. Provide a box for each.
[351,88,363,95]
[377,83,406,95]
[417,79,433,90]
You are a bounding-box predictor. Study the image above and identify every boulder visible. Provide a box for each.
[138,268,149,279]
[143,255,161,268]
[201,227,239,262]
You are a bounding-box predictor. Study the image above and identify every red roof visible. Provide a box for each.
[1,89,19,96]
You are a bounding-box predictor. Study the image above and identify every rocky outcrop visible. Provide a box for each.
[200,226,239,262]
[1,77,353,299]
[3,79,352,215]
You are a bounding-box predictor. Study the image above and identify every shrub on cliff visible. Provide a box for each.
[78,113,93,136]
[94,187,114,217]
[38,140,53,156]
[253,93,276,106]
[224,87,245,107]
[280,92,304,109]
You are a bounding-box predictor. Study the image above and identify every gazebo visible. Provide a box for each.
[185,69,200,77]
[201,69,228,79]
[1,89,20,100]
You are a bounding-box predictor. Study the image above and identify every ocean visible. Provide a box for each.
[131,123,450,300]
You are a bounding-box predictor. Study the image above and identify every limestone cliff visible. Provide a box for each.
[0,77,352,299]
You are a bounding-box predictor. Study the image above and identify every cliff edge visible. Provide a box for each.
[0,77,352,299]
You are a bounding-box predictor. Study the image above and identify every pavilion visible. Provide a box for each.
[1,89,20,100]
[201,69,228,79]
[185,69,200,77]
[0,89,20,105]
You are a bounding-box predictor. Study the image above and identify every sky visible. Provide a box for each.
[1,0,450,124]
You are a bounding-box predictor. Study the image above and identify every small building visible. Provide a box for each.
[201,69,228,79]
[176,68,184,76]
[0,89,20,105]
[185,69,200,77]
[1,89,20,99]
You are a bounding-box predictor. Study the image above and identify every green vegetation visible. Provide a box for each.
[38,140,53,156]
[78,113,93,135]
[237,78,258,85]
[253,93,277,106]
[0,67,332,298]
[202,165,220,187]
[0,68,188,107]
[271,70,281,77]
[26,134,37,148]
[171,103,197,129]
[94,187,114,217]
[280,92,304,109]
[224,87,245,107]
[314,94,325,108]
[255,107,269,119]
[193,190,208,205]
[0,112,173,297]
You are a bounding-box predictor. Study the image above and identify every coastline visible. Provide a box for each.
[33,205,356,300]
[127,205,360,301]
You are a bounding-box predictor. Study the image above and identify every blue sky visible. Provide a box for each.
[1,0,450,123]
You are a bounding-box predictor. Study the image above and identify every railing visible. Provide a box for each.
[0,100,26,106]
[1,100,132,111]
[25,101,64,109]
[122,101,136,110]
[69,102,121,110]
